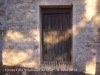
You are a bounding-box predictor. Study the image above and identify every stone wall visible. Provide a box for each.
[0,0,100,74]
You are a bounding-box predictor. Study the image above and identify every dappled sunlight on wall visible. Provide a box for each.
[2,29,40,68]
[84,0,100,74]
[29,29,40,42]
[43,29,72,50]
[4,29,40,42]
[3,50,30,65]
[73,0,99,74]
[73,0,98,36]
[73,20,86,36]
[44,29,72,44]
[3,48,39,68]
[1,0,40,67]
[84,0,97,21]
[4,30,24,42]
[92,14,100,28]
[86,55,96,74]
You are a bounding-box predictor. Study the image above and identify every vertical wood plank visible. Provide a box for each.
[59,14,62,29]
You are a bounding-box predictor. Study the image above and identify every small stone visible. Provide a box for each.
[27,0,33,3]
[0,30,2,35]
[34,45,38,49]
[0,0,5,3]
[86,35,95,42]
[0,1,4,7]
[85,44,91,47]
[95,34,100,42]
[30,21,37,25]
[98,52,100,55]
[91,49,97,53]
[34,54,39,58]
[97,28,100,33]
[16,0,23,4]
[30,9,36,13]
[88,27,93,33]
[93,53,96,55]
[0,22,2,25]
[0,10,5,16]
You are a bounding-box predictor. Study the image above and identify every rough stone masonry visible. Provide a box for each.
[0,0,100,75]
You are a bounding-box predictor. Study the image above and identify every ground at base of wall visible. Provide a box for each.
[0,65,97,75]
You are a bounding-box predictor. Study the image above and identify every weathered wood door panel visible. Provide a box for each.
[42,8,72,62]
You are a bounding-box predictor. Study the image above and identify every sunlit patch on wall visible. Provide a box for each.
[86,55,96,74]
[92,14,100,27]
[4,30,24,42]
[84,0,97,21]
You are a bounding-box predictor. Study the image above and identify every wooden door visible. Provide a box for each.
[42,8,72,62]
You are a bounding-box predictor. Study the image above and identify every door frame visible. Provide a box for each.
[39,5,73,66]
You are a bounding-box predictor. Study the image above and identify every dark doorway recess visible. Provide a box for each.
[41,6,72,64]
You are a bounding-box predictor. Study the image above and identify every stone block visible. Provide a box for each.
[0,1,5,8]
[86,34,95,43]
[7,0,24,4]
[7,9,37,21]
[34,45,39,50]
[29,21,37,29]
[87,27,94,33]
[0,0,5,3]
[15,4,31,11]
[76,6,85,14]
[97,28,100,33]
[7,22,29,30]
[0,10,6,16]
[29,9,37,13]
[15,0,23,4]
[25,0,33,3]
[95,34,100,43]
